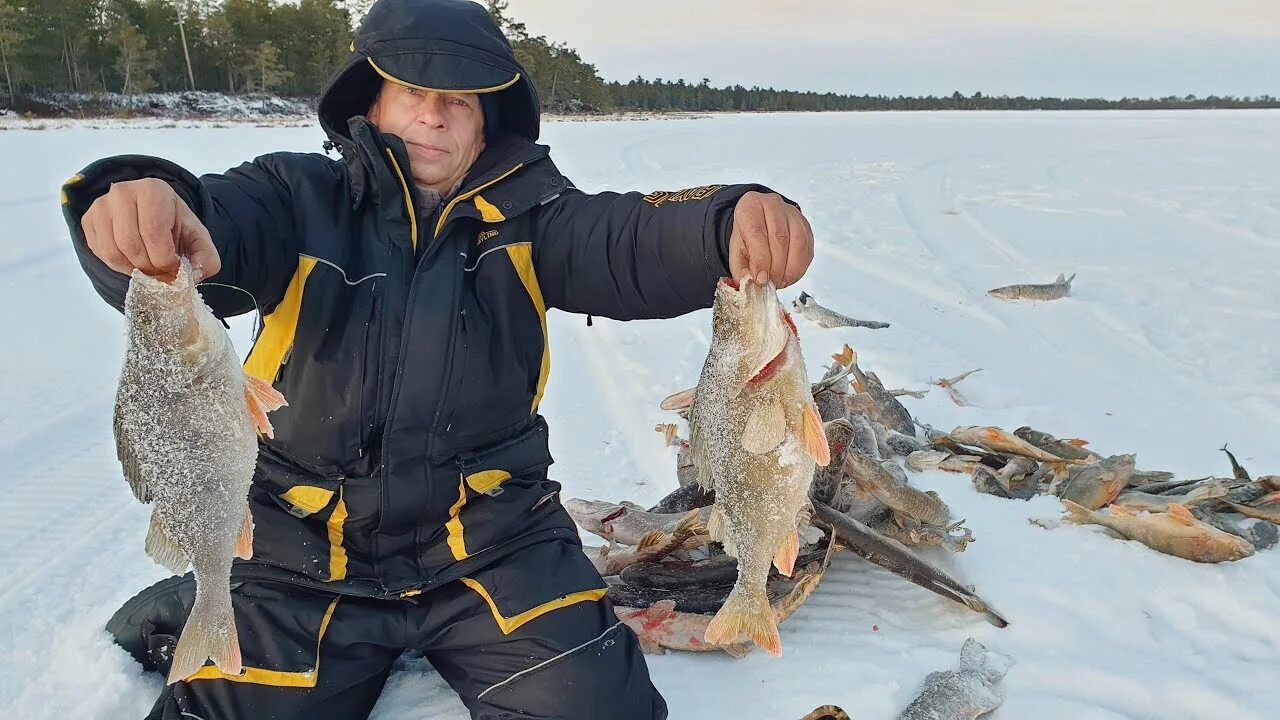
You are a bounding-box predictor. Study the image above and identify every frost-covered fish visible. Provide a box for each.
[688,277,830,655]
[1227,491,1280,524]
[846,449,951,526]
[1057,454,1137,510]
[1061,501,1254,563]
[565,498,710,546]
[987,273,1075,301]
[896,638,1009,720]
[906,450,983,475]
[951,425,1072,463]
[848,351,915,436]
[113,258,286,683]
[1013,426,1100,463]
[1114,480,1228,513]
[792,291,890,329]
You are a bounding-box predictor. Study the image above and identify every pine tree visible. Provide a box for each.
[243,40,290,92]
[110,15,158,93]
[0,0,24,101]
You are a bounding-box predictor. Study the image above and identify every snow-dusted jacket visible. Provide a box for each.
[60,0,782,612]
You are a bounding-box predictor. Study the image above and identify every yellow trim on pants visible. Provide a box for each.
[461,578,608,635]
[184,597,341,687]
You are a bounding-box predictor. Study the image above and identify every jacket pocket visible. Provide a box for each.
[250,445,353,582]
[461,538,608,637]
[440,417,557,562]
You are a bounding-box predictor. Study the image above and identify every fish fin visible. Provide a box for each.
[722,644,750,659]
[672,509,707,540]
[742,399,787,455]
[802,402,831,466]
[706,506,736,556]
[1055,273,1066,283]
[635,530,666,552]
[1167,504,1197,525]
[243,374,287,439]
[145,512,189,575]
[831,344,854,367]
[705,589,781,657]
[659,387,696,411]
[1064,438,1089,447]
[1108,504,1136,518]
[772,528,800,577]
[234,505,254,560]
[168,585,242,684]
[1060,499,1093,524]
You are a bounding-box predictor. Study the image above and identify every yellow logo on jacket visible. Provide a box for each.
[478,229,500,244]
[643,184,726,207]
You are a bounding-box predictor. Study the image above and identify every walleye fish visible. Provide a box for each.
[1013,426,1100,463]
[688,277,830,655]
[113,259,286,683]
[846,413,883,461]
[972,465,1013,499]
[1061,501,1254,563]
[810,419,857,508]
[906,450,983,475]
[849,351,915,435]
[951,425,1074,464]
[897,638,1009,720]
[846,449,951,526]
[799,706,851,720]
[792,291,890,329]
[1114,480,1228,514]
[1057,454,1137,510]
[987,273,1075,301]
[886,430,933,457]
[566,498,711,546]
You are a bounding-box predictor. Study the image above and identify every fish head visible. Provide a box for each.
[711,277,799,389]
[123,258,219,367]
[563,498,627,538]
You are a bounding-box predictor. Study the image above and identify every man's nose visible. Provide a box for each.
[416,94,447,128]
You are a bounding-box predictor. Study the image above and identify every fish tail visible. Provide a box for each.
[705,585,781,656]
[1060,499,1094,524]
[168,579,241,684]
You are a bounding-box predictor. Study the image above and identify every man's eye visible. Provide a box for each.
[402,86,420,96]
[450,98,469,107]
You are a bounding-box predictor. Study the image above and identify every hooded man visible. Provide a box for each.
[61,0,814,718]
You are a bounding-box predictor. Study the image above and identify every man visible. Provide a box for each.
[61,0,814,718]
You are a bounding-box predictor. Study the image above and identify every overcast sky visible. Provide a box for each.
[503,1,1279,98]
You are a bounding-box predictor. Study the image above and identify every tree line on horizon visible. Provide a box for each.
[1,0,1275,112]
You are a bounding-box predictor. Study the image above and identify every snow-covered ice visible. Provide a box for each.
[1,110,1278,719]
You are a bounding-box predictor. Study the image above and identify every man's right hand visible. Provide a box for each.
[81,178,221,281]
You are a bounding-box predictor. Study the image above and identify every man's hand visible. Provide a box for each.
[728,191,814,288]
[81,178,221,281]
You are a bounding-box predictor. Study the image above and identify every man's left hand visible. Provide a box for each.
[728,191,814,289]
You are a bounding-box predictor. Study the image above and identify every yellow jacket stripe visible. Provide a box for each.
[384,148,418,251]
[327,489,348,581]
[185,597,340,686]
[445,476,469,560]
[505,244,549,412]
[280,485,335,516]
[473,194,506,222]
[244,256,318,383]
[461,577,607,635]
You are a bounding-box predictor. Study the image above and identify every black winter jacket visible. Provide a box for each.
[63,120,780,605]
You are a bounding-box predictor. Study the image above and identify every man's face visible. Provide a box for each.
[367,79,486,194]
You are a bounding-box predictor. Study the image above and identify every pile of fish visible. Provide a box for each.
[568,280,1008,666]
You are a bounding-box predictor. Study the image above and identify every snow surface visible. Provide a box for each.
[2,110,1279,719]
